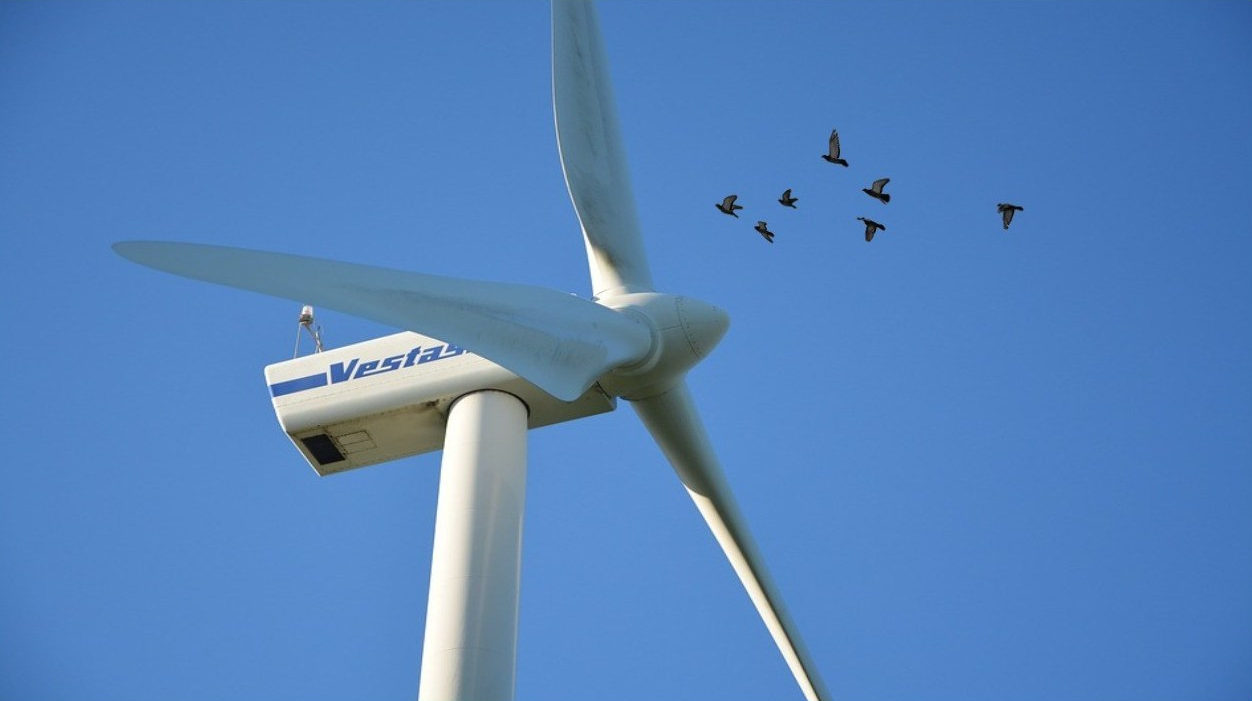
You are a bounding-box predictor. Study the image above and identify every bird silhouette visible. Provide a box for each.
[754,221,775,243]
[997,203,1023,230]
[857,217,885,242]
[715,194,744,218]
[778,188,798,208]
[862,178,890,204]
[821,129,848,166]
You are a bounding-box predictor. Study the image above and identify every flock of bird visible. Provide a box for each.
[716,129,1024,243]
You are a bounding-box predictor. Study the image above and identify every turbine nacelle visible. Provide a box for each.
[599,292,729,400]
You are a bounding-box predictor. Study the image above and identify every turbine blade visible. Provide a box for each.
[113,240,651,401]
[552,0,654,298]
[631,381,830,701]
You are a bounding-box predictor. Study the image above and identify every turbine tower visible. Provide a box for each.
[113,3,830,700]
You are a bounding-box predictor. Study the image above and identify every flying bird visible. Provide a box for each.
[715,194,744,218]
[997,203,1024,230]
[857,217,885,242]
[821,129,848,166]
[778,188,798,208]
[862,178,891,203]
[754,220,775,243]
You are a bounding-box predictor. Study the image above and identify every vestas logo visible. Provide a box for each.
[269,343,468,398]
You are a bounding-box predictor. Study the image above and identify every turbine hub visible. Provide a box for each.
[596,292,729,400]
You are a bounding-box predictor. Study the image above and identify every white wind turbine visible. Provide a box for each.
[113,3,830,700]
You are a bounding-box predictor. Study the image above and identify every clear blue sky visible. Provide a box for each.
[2,2,1250,700]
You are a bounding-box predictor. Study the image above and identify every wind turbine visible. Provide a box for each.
[113,2,830,700]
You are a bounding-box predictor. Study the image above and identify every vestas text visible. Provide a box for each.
[330,343,467,383]
[269,343,468,398]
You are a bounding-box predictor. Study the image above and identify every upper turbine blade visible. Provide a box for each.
[113,240,652,402]
[553,0,654,299]
[631,381,830,701]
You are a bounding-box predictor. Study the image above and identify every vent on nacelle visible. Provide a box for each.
[300,434,345,466]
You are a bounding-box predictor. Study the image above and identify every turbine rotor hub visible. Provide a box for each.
[597,292,729,400]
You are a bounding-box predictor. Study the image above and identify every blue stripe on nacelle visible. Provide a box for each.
[270,373,328,397]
